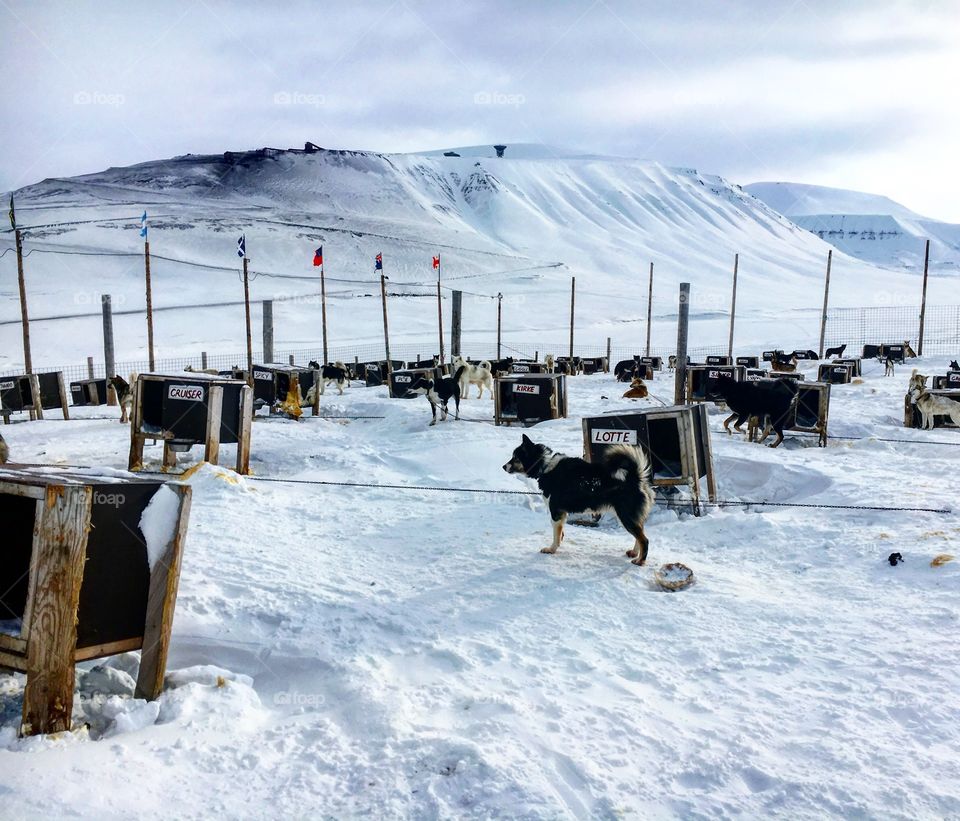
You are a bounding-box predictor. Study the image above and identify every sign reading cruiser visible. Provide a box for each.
[167,384,204,401]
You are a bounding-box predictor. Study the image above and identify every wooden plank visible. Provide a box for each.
[236,385,253,475]
[204,384,223,466]
[162,442,178,471]
[28,374,43,421]
[700,405,718,502]
[135,484,191,700]
[56,372,70,421]
[128,377,145,471]
[0,481,46,500]
[0,634,27,653]
[21,484,92,736]
[74,636,142,662]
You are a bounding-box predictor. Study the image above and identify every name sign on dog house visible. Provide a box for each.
[590,428,638,445]
[167,384,205,401]
[513,383,540,395]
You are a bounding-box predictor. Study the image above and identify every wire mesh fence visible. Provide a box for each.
[3,304,957,384]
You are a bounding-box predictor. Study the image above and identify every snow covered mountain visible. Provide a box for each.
[0,144,947,370]
[745,181,960,272]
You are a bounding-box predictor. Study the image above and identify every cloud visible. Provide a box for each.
[1,0,957,220]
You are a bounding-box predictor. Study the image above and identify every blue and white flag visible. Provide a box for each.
[139,211,147,239]
[237,234,246,258]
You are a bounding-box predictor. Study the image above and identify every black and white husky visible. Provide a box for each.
[308,360,349,396]
[503,434,656,565]
[405,366,465,425]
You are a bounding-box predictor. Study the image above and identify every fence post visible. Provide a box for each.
[645,262,654,357]
[496,293,502,360]
[242,256,253,386]
[451,290,463,357]
[15,228,33,374]
[101,294,117,406]
[381,274,394,394]
[86,356,94,379]
[674,283,690,406]
[288,354,294,366]
[917,238,930,356]
[568,277,576,360]
[818,249,832,359]
[606,337,611,372]
[144,239,155,372]
[727,253,739,359]
[262,300,274,364]
[201,351,208,370]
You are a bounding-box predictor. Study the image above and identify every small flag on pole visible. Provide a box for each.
[237,234,246,258]
[313,246,323,267]
[8,194,15,230]
[140,211,148,239]
[375,252,383,271]
[432,255,440,270]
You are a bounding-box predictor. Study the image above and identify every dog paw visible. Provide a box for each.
[540,546,558,554]
[626,549,639,558]
[630,557,646,566]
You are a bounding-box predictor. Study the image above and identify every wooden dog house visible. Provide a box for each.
[903,388,960,428]
[495,373,568,426]
[69,378,108,406]
[128,374,253,474]
[582,403,716,514]
[818,362,853,384]
[252,364,319,414]
[749,380,830,446]
[1,372,70,422]
[0,466,191,736]
[685,365,745,403]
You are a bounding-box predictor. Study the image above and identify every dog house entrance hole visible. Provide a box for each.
[0,495,35,637]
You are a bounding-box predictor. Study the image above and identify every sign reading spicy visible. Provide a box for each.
[590,429,638,445]
[167,385,204,401]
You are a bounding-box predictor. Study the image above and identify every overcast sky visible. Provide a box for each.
[2,0,958,221]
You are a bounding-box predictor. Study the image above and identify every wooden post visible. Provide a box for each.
[727,253,739,359]
[645,262,654,357]
[22,484,92,736]
[242,256,253,385]
[818,249,832,359]
[320,263,329,365]
[134,483,191,701]
[102,294,117,406]
[127,378,145,470]
[28,374,43,421]
[674,282,691,406]
[144,240,155,372]
[262,300,274,365]
[310,365,320,416]
[606,337,612,372]
[569,276,576,360]
[496,293,503,360]
[15,229,33,374]
[436,256,445,365]
[235,385,253,474]
[56,372,70,421]
[86,356,94,379]
[201,351,208,370]
[917,238,930,356]
[204,384,223,465]
[288,354,294,366]
[451,290,463,357]
[380,274,393,394]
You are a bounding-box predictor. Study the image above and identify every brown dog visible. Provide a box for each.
[622,376,648,399]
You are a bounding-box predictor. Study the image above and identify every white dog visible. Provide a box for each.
[910,384,960,430]
[544,354,556,373]
[453,355,494,399]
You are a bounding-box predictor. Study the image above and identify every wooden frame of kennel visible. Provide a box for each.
[252,364,321,416]
[0,468,191,736]
[1,372,70,423]
[903,388,960,429]
[685,365,745,404]
[581,403,717,515]
[69,378,108,407]
[817,362,853,384]
[748,380,831,447]
[127,374,254,475]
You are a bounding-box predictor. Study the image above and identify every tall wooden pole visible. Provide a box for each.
[727,253,739,359]
[917,238,930,356]
[242,256,253,384]
[496,293,502,359]
[320,262,329,365]
[15,229,32,374]
[144,240,155,371]
[451,290,463,357]
[436,256,445,365]
[674,282,690,406]
[645,262,654,357]
[380,273,393,394]
[568,276,576,360]
[262,300,274,364]
[818,249,832,359]
[102,295,117,405]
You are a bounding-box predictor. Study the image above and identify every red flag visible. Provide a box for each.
[432,255,440,270]
[313,245,323,267]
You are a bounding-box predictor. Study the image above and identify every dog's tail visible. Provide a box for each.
[602,445,655,520]
[480,360,492,372]
[453,365,466,384]
[128,371,139,385]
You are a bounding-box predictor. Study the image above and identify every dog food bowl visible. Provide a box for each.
[655,562,695,591]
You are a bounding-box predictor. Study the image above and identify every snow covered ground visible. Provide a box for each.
[1,355,958,818]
